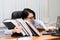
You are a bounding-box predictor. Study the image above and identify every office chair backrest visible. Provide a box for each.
[11,11,22,19]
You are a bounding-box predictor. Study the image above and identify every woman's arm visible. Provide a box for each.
[4,26,22,35]
[4,29,12,35]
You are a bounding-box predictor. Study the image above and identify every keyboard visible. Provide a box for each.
[42,30,57,35]
[42,30,60,36]
[51,30,60,36]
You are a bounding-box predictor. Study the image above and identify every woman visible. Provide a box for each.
[21,8,50,31]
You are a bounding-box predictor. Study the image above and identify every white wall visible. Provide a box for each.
[48,0,60,23]
[0,0,19,27]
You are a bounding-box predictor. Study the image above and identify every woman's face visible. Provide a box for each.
[26,12,34,23]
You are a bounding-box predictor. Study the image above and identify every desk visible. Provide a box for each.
[0,28,60,40]
[0,34,60,40]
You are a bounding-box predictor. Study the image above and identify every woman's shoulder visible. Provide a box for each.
[34,20,43,23]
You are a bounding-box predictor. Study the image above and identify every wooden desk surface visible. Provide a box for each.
[0,34,60,40]
[0,28,60,40]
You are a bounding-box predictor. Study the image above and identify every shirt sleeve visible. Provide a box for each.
[34,20,47,29]
[4,29,13,35]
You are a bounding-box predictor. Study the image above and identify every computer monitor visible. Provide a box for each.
[56,16,60,31]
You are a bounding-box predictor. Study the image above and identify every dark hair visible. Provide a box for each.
[21,8,36,19]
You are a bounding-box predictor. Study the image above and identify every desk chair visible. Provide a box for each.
[11,11,22,19]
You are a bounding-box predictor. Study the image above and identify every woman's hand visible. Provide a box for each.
[45,26,57,31]
[12,26,22,33]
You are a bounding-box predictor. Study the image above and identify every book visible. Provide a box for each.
[3,19,18,29]
[3,19,40,36]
